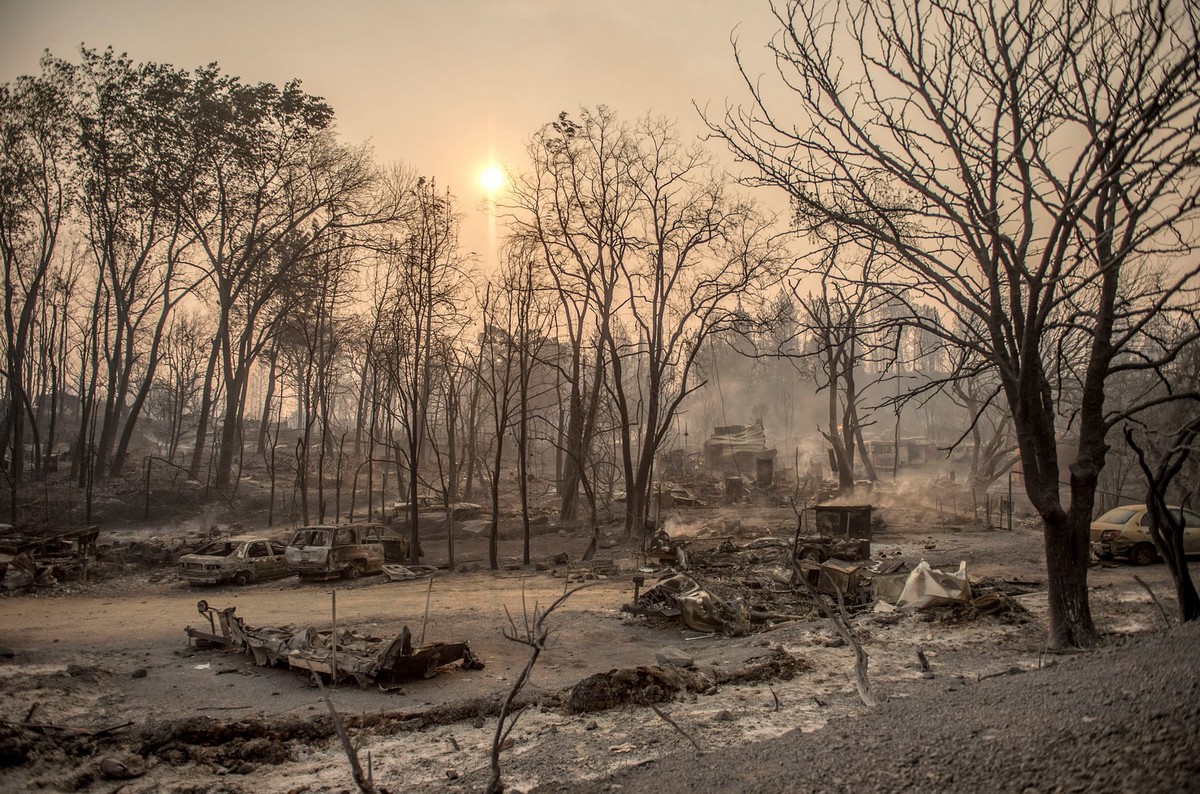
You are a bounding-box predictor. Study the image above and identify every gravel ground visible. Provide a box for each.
[538,620,1200,793]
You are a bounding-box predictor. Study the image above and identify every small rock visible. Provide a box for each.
[921,671,935,680]
[655,647,694,667]
[711,709,735,722]
[130,668,148,679]
[473,717,486,729]
[232,762,256,775]
[445,769,460,780]
[99,758,132,780]
[585,720,599,730]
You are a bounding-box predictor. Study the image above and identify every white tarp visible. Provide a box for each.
[894,560,972,608]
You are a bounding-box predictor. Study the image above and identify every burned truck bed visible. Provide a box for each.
[185,600,484,687]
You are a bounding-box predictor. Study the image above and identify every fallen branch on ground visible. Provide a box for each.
[649,703,702,751]
[316,675,375,794]
[794,564,877,707]
[1133,574,1172,629]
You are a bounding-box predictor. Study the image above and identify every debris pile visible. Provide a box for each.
[703,421,777,475]
[621,520,1031,634]
[565,647,806,713]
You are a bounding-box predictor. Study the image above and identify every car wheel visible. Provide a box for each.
[232,571,251,586]
[345,563,363,580]
[1130,543,1157,566]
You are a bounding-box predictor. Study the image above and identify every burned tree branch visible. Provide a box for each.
[488,581,595,794]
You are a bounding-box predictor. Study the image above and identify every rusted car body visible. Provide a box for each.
[178,535,290,586]
[286,524,385,580]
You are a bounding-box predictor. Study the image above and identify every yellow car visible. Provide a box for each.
[1090,504,1200,565]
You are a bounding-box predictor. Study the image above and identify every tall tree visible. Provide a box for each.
[607,114,783,535]
[70,48,200,478]
[505,110,629,523]
[177,66,399,491]
[506,108,784,535]
[0,56,76,488]
[713,0,1200,647]
[373,178,468,563]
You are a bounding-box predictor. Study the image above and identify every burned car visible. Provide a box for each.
[389,497,483,527]
[179,535,290,586]
[286,524,385,580]
[1090,504,1200,565]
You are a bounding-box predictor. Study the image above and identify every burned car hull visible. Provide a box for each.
[178,536,290,586]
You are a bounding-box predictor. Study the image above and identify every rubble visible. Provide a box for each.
[185,601,484,687]
[564,647,806,713]
[619,509,1032,638]
[703,421,777,476]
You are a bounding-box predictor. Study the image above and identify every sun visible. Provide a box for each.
[480,165,505,192]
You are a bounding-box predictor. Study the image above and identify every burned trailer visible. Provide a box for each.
[185,600,484,686]
[0,524,99,589]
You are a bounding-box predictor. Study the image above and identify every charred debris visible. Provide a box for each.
[620,502,1030,635]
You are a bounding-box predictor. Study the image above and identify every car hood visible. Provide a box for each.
[179,553,237,565]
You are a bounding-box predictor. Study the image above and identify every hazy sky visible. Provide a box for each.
[0,0,779,260]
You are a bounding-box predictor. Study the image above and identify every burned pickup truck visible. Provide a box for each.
[285,524,386,580]
[185,601,484,686]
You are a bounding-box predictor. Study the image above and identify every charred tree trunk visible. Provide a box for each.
[188,336,221,480]
[1126,421,1200,623]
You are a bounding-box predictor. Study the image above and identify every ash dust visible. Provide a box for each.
[0,499,1191,793]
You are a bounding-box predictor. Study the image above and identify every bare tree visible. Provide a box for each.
[507,240,557,563]
[276,242,356,523]
[504,110,628,523]
[147,312,207,464]
[607,114,785,535]
[478,281,521,570]
[794,240,894,490]
[944,346,1019,519]
[506,108,785,535]
[373,178,468,563]
[713,0,1200,648]
[487,582,591,794]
